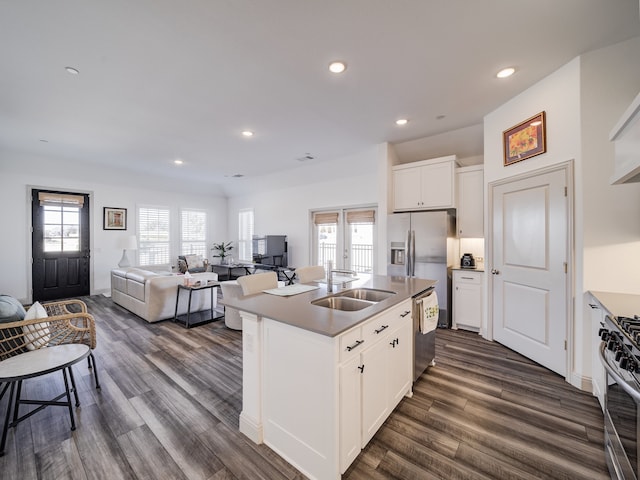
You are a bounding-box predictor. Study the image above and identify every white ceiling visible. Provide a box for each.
[1,0,639,194]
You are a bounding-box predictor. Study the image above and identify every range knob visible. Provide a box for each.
[627,359,638,373]
[599,329,610,341]
[615,349,624,362]
[608,338,618,351]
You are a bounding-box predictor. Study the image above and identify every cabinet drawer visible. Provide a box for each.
[339,327,365,362]
[454,272,481,285]
[361,301,412,346]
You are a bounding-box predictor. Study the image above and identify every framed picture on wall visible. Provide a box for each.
[104,207,127,230]
[503,111,547,166]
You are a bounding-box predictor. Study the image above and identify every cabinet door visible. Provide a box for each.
[457,169,484,237]
[361,337,389,447]
[339,355,362,472]
[453,272,482,331]
[588,298,606,410]
[393,167,422,210]
[387,316,412,407]
[421,161,454,208]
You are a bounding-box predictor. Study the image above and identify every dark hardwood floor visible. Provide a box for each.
[0,295,608,479]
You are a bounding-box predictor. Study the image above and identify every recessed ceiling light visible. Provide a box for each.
[328,61,347,74]
[241,130,254,137]
[436,115,446,120]
[395,119,408,126]
[496,67,516,78]
[174,159,184,165]
[39,139,48,143]
[65,66,79,75]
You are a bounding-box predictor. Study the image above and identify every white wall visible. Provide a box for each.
[582,36,640,294]
[0,150,227,302]
[227,145,388,270]
[483,36,640,390]
[486,58,584,386]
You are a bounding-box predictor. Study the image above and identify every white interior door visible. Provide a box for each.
[491,167,568,376]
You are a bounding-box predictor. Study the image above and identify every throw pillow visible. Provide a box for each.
[0,294,28,357]
[185,254,204,269]
[178,258,188,274]
[22,301,50,350]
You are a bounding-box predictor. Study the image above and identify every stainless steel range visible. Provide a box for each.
[600,314,640,479]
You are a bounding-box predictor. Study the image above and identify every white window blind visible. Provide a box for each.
[138,206,170,265]
[238,208,254,262]
[181,209,207,257]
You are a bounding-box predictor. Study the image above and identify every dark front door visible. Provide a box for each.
[32,189,90,301]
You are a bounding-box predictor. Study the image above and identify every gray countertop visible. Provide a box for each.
[590,291,640,317]
[222,274,436,337]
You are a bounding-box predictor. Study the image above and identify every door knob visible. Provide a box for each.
[491,269,500,275]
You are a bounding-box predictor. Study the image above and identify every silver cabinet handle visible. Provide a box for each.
[491,269,500,275]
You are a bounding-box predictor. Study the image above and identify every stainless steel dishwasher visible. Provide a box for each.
[413,287,437,381]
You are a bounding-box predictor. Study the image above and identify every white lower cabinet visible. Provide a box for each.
[588,295,606,410]
[253,299,413,480]
[339,300,412,472]
[452,270,483,332]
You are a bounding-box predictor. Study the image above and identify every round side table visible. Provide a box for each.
[0,344,90,456]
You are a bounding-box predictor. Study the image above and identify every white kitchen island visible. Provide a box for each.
[222,275,435,480]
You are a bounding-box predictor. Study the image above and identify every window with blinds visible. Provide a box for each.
[181,209,207,257]
[238,208,254,262]
[138,206,170,265]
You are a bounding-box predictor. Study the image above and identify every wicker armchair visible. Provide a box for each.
[0,299,100,389]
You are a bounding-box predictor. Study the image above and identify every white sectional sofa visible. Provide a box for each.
[111,266,218,323]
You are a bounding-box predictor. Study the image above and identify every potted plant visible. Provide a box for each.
[212,241,234,265]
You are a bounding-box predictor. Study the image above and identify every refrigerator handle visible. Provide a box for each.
[405,230,411,276]
[408,230,416,277]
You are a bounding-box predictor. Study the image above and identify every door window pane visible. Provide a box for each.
[317,224,337,270]
[349,223,374,273]
[312,207,376,273]
[43,205,81,252]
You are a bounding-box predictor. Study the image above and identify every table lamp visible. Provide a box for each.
[118,235,138,268]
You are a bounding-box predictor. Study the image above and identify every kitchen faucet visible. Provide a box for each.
[326,260,357,292]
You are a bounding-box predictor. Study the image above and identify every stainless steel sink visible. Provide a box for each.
[335,288,396,302]
[310,296,375,311]
[311,288,397,311]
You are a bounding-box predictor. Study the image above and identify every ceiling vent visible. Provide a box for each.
[297,153,315,162]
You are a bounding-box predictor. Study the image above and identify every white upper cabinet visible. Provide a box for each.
[392,155,456,211]
[610,90,640,184]
[456,165,484,238]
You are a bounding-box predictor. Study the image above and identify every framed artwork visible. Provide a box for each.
[103,207,127,230]
[503,111,546,166]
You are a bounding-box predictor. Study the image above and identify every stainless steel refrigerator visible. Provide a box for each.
[387,210,457,380]
[387,210,457,327]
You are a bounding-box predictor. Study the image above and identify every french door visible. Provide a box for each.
[312,207,376,273]
[32,189,91,301]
